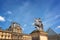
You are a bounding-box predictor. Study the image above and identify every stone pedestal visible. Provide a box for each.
[31,30,48,40]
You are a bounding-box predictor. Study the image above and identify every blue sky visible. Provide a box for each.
[0,0,60,34]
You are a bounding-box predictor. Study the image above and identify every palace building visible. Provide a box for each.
[0,18,48,40]
[0,22,32,40]
[0,18,60,40]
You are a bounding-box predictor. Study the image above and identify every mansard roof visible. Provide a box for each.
[9,22,22,29]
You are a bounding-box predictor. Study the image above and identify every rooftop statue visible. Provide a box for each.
[34,18,43,31]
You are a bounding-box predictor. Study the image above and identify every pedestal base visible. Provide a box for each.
[31,30,48,40]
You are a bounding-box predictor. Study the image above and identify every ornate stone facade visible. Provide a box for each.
[0,22,32,40]
[0,18,48,40]
[0,20,60,40]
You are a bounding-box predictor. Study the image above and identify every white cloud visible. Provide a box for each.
[57,26,60,28]
[55,26,60,29]
[0,16,5,22]
[7,11,12,14]
[23,24,27,27]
